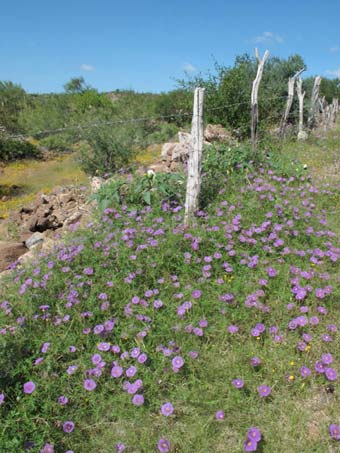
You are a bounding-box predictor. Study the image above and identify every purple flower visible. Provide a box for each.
[97,342,110,352]
[315,361,325,374]
[92,354,102,365]
[322,334,332,342]
[157,438,171,452]
[41,342,51,353]
[132,394,144,406]
[172,356,184,369]
[244,438,258,452]
[58,395,68,405]
[267,267,277,277]
[258,385,271,397]
[63,420,75,433]
[215,410,225,420]
[325,368,338,381]
[23,381,36,394]
[161,402,174,416]
[321,353,333,365]
[130,347,140,358]
[247,427,262,442]
[84,379,97,391]
[327,324,337,333]
[66,365,78,375]
[299,366,311,378]
[111,366,123,378]
[192,290,202,299]
[83,267,94,275]
[309,316,319,326]
[40,444,54,453]
[251,328,260,337]
[126,366,137,378]
[0,393,4,405]
[228,325,239,334]
[137,353,148,364]
[329,424,340,440]
[250,357,261,367]
[115,443,126,452]
[232,379,244,389]
[255,323,265,333]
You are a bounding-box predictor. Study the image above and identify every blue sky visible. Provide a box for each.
[1,0,340,93]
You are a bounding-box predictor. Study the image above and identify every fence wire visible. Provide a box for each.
[1,94,289,142]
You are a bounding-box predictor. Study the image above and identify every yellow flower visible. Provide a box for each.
[290,361,295,366]
[288,375,295,381]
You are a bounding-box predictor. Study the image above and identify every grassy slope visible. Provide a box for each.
[0,154,88,220]
[0,128,339,453]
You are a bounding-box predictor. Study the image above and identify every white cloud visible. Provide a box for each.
[329,46,339,53]
[183,62,196,73]
[253,31,284,44]
[80,64,95,72]
[325,68,340,77]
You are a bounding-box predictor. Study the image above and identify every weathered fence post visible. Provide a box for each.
[307,76,322,128]
[251,48,269,150]
[330,98,339,126]
[296,76,307,140]
[184,87,205,226]
[319,96,327,131]
[280,68,305,137]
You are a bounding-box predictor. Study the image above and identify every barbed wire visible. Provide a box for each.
[1,94,289,141]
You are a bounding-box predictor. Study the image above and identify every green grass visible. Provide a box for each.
[0,153,88,219]
[0,128,339,453]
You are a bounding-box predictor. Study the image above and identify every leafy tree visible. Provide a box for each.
[0,81,27,133]
[63,77,89,94]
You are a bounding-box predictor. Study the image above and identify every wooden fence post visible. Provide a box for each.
[184,87,205,226]
[251,48,269,151]
[280,68,305,137]
[308,76,322,129]
[330,98,339,127]
[296,76,307,140]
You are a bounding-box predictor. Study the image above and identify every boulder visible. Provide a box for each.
[204,124,234,143]
[24,232,44,249]
[161,143,177,162]
[297,131,308,141]
[90,177,105,193]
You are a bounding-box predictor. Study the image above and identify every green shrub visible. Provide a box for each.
[92,171,185,211]
[79,126,137,176]
[200,143,260,207]
[0,139,41,162]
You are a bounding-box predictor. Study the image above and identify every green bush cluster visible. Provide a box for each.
[92,171,185,211]
[0,139,41,162]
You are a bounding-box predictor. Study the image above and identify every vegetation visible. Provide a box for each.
[0,139,41,162]
[0,52,339,176]
[0,127,340,452]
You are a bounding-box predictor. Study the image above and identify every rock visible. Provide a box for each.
[204,124,234,143]
[64,211,82,226]
[298,131,308,141]
[0,241,27,272]
[161,143,177,161]
[148,162,170,173]
[24,232,45,249]
[90,177,105,193]
[59,193,75,205]
[41,194,50,204]
[17,250,36,266]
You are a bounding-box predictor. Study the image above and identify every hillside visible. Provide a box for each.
[0,124,339,452]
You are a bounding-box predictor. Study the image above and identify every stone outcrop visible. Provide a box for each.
[0,186,90,273]
[161,125,235,171]
[11,187,87,234]
[204,124,235,143]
